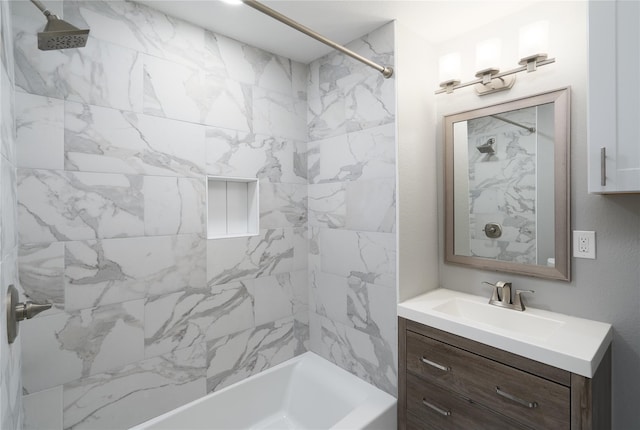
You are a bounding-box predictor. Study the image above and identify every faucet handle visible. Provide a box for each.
[482,281,501,302]
[513,289,535,311]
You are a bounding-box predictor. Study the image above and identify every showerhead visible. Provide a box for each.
[29,0,90,51]
[37,14,90,51]
[476,138,496,154]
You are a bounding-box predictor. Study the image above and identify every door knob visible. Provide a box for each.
[6,284,51,344]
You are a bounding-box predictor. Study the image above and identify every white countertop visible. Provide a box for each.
[398,289,612,378]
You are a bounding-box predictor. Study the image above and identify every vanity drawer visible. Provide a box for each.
[406,374,529,430]
[406,331,570,429]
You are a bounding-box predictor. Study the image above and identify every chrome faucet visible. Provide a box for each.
[483,281,534,311]
[499,281,511,305]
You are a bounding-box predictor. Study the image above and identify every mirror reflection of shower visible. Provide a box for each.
[490,114,536,134]
[452,100,559,268]
[476,137,496,155]
[28,0,90,50]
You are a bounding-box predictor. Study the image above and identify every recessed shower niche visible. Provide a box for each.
[207,176,259,239]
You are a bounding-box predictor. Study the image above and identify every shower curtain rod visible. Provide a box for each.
[241,0,394,79]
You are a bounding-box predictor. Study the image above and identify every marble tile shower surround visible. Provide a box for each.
[466,109,537,264]
[307,21,398,398]
[1,0,24,428]
[13,0,312,428]
[307,24,395,141]
[13,1,396,428]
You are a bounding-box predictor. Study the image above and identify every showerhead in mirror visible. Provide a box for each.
[29,0,90,50]
[476,137,496,154]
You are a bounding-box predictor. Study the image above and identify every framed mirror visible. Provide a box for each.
[444,88,570,281]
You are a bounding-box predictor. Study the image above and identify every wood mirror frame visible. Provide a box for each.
[444,88,571,281]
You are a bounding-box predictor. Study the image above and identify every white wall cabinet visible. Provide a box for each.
[588,0,640,193]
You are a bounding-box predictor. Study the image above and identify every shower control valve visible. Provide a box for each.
[6,284,52,344]
[483,222,502,239]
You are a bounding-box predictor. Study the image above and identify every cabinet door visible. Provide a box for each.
[588,0,640,193]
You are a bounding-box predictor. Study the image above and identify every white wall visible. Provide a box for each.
[396,23,439,302]
[431,2,639,428]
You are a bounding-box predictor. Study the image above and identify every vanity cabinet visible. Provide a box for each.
[398,317,611,430]
[588,0,640,193]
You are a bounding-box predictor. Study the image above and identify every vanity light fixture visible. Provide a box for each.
[519,21,549,72]
[438,53,461,94]
[437,21,554,96]
[473,38,515,95]
[437,55,555,96]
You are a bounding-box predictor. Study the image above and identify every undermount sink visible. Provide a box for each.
[397,288,613,377]
[432,298,564,341]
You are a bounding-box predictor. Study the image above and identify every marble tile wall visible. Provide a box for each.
[11,0,398,427]
[466,108,537,264]
[0,0,24,428]
[306,22,398,396]
[13,1,308,428]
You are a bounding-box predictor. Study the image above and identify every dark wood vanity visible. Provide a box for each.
[398,317,611,430]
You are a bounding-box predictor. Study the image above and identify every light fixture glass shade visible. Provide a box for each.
[519,21,549,59]
[438,52,461,84]
[475,38,501,72]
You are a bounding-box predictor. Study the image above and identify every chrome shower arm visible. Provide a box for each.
[241,0,393,79]
[29,0,52,17]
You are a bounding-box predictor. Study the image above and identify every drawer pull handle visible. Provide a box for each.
[422,399,451,417]
[496,386,539,409]
[601,147,606,186]
[420,356,450,372]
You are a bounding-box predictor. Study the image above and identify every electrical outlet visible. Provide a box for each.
[573,231,596,259]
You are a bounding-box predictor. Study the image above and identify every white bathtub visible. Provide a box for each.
[131,352,396,430]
